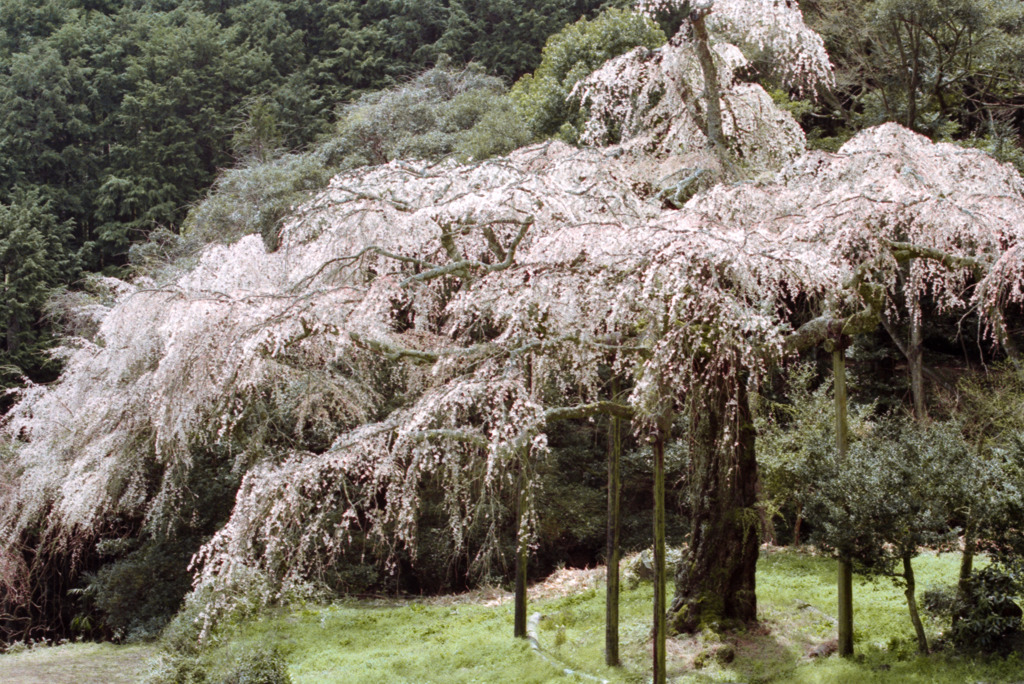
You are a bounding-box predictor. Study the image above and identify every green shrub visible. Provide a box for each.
[327,63,528,169]
[952,563,1024,654]
[457,96,533,162]
[179,152,334,251]
[510,8,665,141]
[142,651,209,684]
[76,536,199,642]
[220,645,292,684]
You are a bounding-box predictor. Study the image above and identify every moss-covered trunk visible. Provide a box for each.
[668,377,758,633]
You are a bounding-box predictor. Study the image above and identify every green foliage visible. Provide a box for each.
[510,7,666,141]
[432,0,633,83]
[755,364,873,544]
[804,419,965,572]
[78,536,201,642]
[178,152,334,252]
[0,191,76,387]
[329,64,529,169]
[220,646,292,684]
[802,0,1024,142]
[455,96,535,162]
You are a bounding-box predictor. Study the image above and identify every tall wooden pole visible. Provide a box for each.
[605,405,623,666]
[652,409,670,684]
[514,459,528,639]
[832,342,854,657]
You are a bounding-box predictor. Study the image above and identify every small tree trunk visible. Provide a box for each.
[652,408,670,684]
[959,514,977,591]
[993,308,1021,368]
[833,344,855,657]
[903,554,929,653]
[793,503,803,546]
[690,9,725,153]
[909,300,927,420]
[605,409,623,666]
[955,512,978,634]
[669,376,758,633]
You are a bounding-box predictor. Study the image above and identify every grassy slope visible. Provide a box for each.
[0,643,155,684]
[192,549,1023,683]
[10,551,1009,682]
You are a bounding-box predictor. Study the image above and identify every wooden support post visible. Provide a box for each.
[832,343,854,657]
[514,454,529,639]
[652,410,669,684]
[605,408,622,666]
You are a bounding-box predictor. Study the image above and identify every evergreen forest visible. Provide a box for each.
[1,1,1024,682]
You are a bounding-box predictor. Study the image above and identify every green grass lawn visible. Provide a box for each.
[0,642,156,683]
[179,549,1024,683]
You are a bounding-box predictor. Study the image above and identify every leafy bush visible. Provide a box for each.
[77,536,202,642]
[804,419,967,571]
[142,651,209,684]
[510,7,666,141]
[952,563,1024,653]
[327,63,529,169]
[755,363,874,545]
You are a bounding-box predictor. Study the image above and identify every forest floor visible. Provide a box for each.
[2,548,1023,683]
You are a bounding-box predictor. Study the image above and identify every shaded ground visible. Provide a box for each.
[0,643,155,684]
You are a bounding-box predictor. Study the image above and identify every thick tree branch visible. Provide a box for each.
[884,240,984,276]
[402,216,535,285]
[545,401,635,422]
[407,429,490,448]
[783,306,881,353]
[348,332,439,364]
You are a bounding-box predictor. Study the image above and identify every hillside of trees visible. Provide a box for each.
[1,1,1024,682]
[0,0,630,388]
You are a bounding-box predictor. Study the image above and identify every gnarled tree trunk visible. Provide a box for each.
[668,375,759,633]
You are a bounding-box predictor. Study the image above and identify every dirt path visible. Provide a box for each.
[0,643,156,683]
